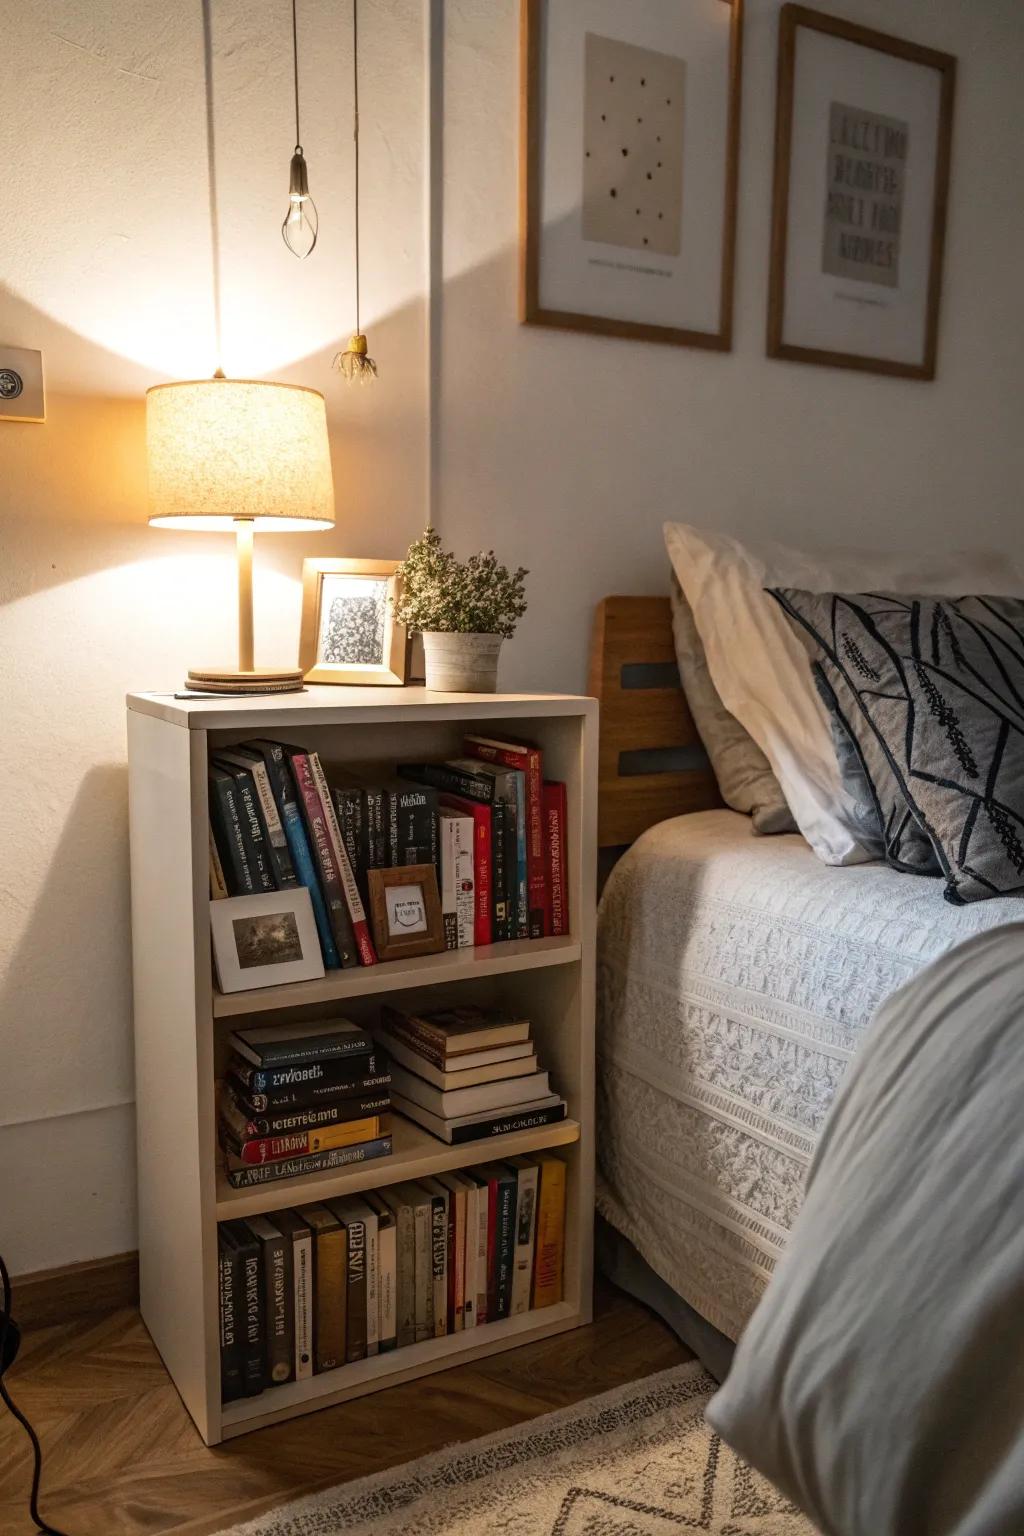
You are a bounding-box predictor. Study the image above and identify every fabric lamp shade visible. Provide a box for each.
[146,378,335,531]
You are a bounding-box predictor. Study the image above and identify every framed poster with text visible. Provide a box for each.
[767,5,956,379]
[520,0,743,351]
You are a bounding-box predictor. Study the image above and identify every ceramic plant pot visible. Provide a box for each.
[421,631,504,692]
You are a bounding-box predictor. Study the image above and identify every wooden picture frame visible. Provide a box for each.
[210,888,325,994]
[367,864,445,961]
[299,558,408,686]
[767,5,956,379]
[520,0,744,351]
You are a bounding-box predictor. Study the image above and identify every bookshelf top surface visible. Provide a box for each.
[126,686,597,729]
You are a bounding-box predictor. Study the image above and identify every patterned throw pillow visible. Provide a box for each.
[770,590,1024,904]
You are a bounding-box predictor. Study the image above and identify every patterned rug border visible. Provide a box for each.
[215,1360,714,1536]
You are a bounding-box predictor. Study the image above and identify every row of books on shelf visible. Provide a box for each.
[208,733,570,974]
[219,1154,567,1403]
[219,1005,568,1189]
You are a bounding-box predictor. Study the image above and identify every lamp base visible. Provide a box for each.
[186,667,306,695]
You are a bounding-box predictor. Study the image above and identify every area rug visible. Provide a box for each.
[216,1361,817,1535]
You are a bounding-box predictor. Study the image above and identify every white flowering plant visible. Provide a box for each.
[394,527,528,638]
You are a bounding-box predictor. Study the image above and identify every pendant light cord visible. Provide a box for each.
[353,0,362,334]
[291,0,302,149]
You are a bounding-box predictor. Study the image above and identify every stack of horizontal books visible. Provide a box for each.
[376,1003,568,1145]
[218,1153,567,1402]
[220,1020,393,1188]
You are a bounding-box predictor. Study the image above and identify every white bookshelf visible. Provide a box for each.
[126,686,597,1444]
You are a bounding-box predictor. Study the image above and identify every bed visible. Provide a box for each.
[591,596,1024,1374]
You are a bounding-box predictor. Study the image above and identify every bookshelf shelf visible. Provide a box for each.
[212,935,583,1017]
[219,1300,580,1437]
[216,1112,582,1220]
[127,687,597,1445]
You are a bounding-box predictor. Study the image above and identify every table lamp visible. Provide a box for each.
[146,374,335,693]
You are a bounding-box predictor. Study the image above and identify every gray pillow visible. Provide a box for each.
[772,589,1024,903]
[670,576,796,835]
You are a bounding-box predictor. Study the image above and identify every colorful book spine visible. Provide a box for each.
[493,1168,518,1320]
[304,1207,347,1374]
[287,749,358,967]
[249,740,340,969]
[532,1156,566,1309]
[211,759,275,891]
[439,794,492,946]
[222,1135,393,1188]
[245,1216,293,1386]
[331,782,369,904]
[230,1054,389,1105]
[508,1159,540,1316]
[273,1210,313,1381]
[308,752,377,965]
[491,799,509,941]
[464,737,546,938]
[219,748,298,890]
[542,781,569,938]
[438,806,475,949]
[222,1114,384,1166]
[222,1090,391,1140]
[231,1055,380,1094]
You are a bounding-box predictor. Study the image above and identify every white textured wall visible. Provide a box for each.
[1,0,429,1273]
[438,0,1024,693]
[4,0,1024,1273]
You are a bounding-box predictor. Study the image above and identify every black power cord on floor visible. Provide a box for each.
[0,1253,72,1536]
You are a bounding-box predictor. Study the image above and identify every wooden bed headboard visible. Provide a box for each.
[588,596,721,862]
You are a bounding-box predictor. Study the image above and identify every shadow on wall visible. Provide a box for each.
[0,764,133,1126]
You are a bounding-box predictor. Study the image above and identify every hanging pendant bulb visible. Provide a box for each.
[282,147,318,259]
[282,0,317,259]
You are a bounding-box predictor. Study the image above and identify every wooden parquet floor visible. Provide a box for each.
[0,1280,691,1536]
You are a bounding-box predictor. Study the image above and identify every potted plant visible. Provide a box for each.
[394,528,528,692]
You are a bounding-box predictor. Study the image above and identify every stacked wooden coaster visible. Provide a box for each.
[185,668,306,696]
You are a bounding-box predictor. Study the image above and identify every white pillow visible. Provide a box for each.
[664,521,1024,866]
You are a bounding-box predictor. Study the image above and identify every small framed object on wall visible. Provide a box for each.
[300,558,408,686]
[210,888,325,993]
[767,4,956,380]
[367,864,445,962]
[520,0,744,351]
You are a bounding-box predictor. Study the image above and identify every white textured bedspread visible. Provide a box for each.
[596,810,1022,1340]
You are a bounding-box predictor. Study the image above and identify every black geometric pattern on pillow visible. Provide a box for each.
[770,590,1024,904]
[810,660,940,876]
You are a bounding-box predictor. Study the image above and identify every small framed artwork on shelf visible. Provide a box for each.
[367,864,445,961]
[211,888,326,993]
[767,4,956,379]
[299,557,408,686]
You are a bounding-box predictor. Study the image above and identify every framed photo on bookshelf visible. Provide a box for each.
[299,557,408,686]
[367,865,445,961]
[211,888,325,993]
[767,5,956,379]
[519,0,744,350]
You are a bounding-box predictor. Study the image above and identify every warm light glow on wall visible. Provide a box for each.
[146,378,336,530]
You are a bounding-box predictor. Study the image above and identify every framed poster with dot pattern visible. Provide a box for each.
[520,0,743,350]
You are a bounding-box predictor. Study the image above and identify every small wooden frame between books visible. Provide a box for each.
[367,864,445,961]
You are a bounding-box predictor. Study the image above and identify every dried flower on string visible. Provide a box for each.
[334,332,377,382]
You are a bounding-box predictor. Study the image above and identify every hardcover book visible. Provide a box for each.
[286,748,359,967]
[388,1062,550,1120]
[222,1134,393,1188]
[384,780,439,870]
[229,1054,389,1109]
[218,1227,244,1402]
[449,759,527,939]
[298,1204,347,1373]
[389,1092,566,1146]
[327,1199,370,1362]
[216,747,298,890]
[222,1087,391,1140]
[492,1165,518,1320]
[532,1155,566,1309]
[272,1208,313,1380]
[374,1028,537,1091]
[438,794,492,947]
[543,781,570,938]
[437,1172,469,1332]
[366,1191,398,1352]
[438,806,475,949]
[209,768,256,896]
[231,1019,373,1068]
[229,1053,380,1095]
[506,1156,540,1316]
[420,1178,450,1338]
[244,1214,293,1385]
[308,752,377,965]
[210,756,276,892]
[247,739,341,968]
[464,735,546,938]
[221,1221,263,1395]
[329,772,370,904]
[220,1113,385,1166]
[375,1185,416,1349]
[379,1004,530,1062]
